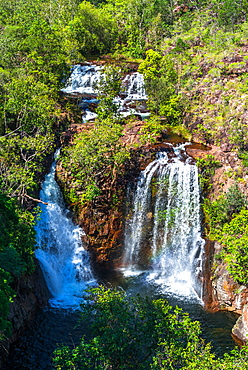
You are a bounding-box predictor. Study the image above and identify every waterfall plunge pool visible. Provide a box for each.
[4,275,238,370]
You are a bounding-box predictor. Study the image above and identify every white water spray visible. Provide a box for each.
[61,64,149,121]
[35,151,96,309]
[61,64,102,95]
[122,72,147,101]
[122,145,205,300]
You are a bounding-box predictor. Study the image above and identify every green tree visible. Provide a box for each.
[63,1,118,58]
[60,120,129,206]
[0,134,55,200]
[96,65,123,121]
[212,0,247,29]
[53,286,248,370]
[0,192,37,339]
[139,50,183,125]
[218,209,248,285]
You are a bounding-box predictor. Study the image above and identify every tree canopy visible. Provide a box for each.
[53,287,248,370]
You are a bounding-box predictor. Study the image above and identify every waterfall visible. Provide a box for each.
[61,64,149,121]
[122,72,147,101]
[61,64,102,95]
[122,144,205,299]
[35,151,96,309]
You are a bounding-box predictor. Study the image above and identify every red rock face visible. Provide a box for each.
[203,241,248,344]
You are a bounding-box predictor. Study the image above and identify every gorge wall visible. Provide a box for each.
[187,144,248,343]
[1,261,50,366]
[56,121,161,274]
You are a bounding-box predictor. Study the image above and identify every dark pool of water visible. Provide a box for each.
[4,275,239,370]
[3,309,85,370]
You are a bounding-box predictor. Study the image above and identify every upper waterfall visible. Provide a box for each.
[35,151,96,309]
[61,64,102,96]
[61,63,148,121]
[122,144,205,300]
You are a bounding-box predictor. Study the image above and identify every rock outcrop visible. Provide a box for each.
[233,304,248,344]
[57,138,159,273]
[0,260,50,366]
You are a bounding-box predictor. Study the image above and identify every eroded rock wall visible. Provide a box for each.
[187,145,248,343]
[56,141,157,273]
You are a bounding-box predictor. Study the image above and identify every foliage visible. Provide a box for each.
[212,0,248,29]
[238,150,248,167]
[0,193,36,338]
[60,120,130,206]
[0,133,55,200]
[63,1,118,58]
[203,183,247,235]
[139,50,183,125]
[203,184,248,285]
[96,65,123,121]
[169,124,192,141]
[196,155,222,192]
[140,115,165,144]
[217,210,248,285]
[0,193,36,273]
[2,74,59,135]
[53,286,248,370]
[0,268,14,339]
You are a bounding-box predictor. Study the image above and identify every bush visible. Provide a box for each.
[196,155,222,192]
[60,120,130,206]
[53,286,248,370]
[218,210,248,285]
[203,183,247,237]
[0,193,36,339]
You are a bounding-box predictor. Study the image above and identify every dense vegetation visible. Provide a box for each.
[0,0,74,339]
[53,287,248,370]
[1,0,248,366]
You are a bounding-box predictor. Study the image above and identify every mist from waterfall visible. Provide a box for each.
[122,144,205,300]
[35,151,96,309]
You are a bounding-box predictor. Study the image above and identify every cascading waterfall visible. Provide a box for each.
[35,151,96,309]
[61,64,102,95]
[123,144,205,299]
[61,63,149,121]
[122,72,147,101]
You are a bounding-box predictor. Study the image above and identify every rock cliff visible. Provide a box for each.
[57,121,160,273]
[186,145,248,344]
[0,260,50,366]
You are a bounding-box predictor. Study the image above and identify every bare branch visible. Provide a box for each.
[23,194,48,205]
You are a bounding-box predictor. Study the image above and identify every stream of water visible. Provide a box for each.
[122,144,204,300]
[35,150,96,309]
[61,63,149,121]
